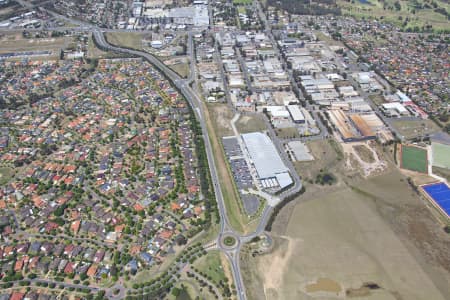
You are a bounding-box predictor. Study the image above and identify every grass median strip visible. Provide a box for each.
[203,103,259,234]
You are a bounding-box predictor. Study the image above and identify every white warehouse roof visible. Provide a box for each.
[265,106,290,118]
[382,102,408,114]
[241,132,289,180]
[286,105,305,122]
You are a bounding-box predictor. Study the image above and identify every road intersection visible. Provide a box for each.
[9,2,304,298]
[93,29,304,300]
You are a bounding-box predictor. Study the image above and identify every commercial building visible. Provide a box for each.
[381,102,409,117]
[286,105,305,124]
[150,40,163,49]
[241,132,293,189]
[169,4,209,27]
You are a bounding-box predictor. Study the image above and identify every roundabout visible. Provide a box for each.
[220,234,238,249]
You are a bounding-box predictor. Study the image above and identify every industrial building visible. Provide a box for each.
[241,132,293,189]
[265,106,291,128]
[381,102,409,117]
[286,105,305,124]
[328,110,377,142]
[168,4,209,26]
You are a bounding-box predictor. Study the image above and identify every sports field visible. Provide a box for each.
[422,182,450,218]
[401,144,428,173]
[432,142,450,169]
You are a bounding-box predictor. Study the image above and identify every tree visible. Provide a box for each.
[171,287,181,297]
[438,114,449,123]
[80,273,88,281]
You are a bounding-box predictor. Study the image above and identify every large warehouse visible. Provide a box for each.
[241,132,293,189]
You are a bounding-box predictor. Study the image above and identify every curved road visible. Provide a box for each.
[93,29,306,299]
[92,30,252,298]
[10,2,302,294]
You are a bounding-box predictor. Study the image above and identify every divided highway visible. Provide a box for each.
[92,30,252,299]
[6,1,304,299]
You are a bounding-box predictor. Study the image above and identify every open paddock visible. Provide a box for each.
[241,170,450,300]
[0,35,71,53]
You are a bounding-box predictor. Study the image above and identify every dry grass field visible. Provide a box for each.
[0,33,72,60]
[275,127,300,139]
[433,166,450,182]
[105,32,145,50]
[207,103,234,137]
[169,62,190,78]
[242,142,450,300]
[353,144,375,163]
[235,115,266,134]
[390,119,441,140]
[294,139,347,184]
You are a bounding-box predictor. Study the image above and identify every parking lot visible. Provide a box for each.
[223,136,243,157]
[222,136,254,190]
[241,194,260,216]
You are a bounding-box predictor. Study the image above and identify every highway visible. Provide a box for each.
[92,29,255,299]
[91,6,307,298]
[7,2,303,298]
[93,29,300,300]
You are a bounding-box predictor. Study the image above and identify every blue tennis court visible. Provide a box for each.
[422,183,450,217]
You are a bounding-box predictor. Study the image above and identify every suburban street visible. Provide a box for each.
[93,28,256,299]
[93,27,304,300]
[1,1,305,299]
[2,0,449,299]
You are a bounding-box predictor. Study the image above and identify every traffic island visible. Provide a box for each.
[222,235,237,247]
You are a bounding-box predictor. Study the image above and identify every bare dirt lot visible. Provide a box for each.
[242,166,450,300]
[342,141,388,177]
[206,103,234,137]
[235,114,266,134]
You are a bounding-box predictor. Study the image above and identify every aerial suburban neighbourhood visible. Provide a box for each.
[0,0,449,299]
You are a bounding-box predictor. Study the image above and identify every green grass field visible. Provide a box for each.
[401,144,428,173]
[192,250,227,285]
[432,142,450,169]
[337,0,450,32]
[233,0,252,5]
[0,167,13,185]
